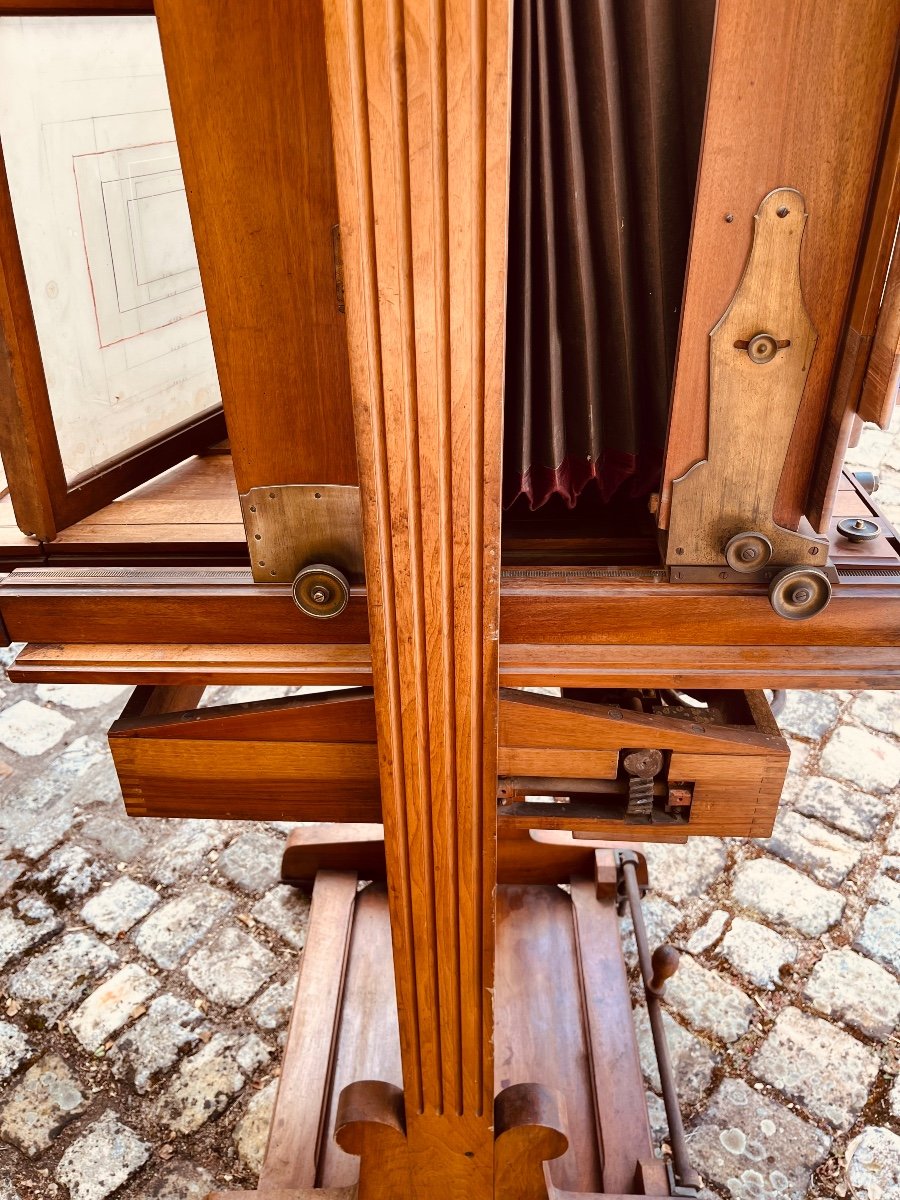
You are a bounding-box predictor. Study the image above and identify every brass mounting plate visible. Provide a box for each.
[240,484,364,584]
[667,188,829,571]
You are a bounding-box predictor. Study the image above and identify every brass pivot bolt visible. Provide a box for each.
[724,531,773,573]
[292,563,350,619]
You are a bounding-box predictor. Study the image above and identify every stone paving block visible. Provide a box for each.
[731,858,844,936]
[803,948,900,1040]
[145,821,236,886]
[51,735,109,780]
[751,1006,879,1131]
[32,844,109,900]
[790,774,888,839]
[0,895,63,969]
[35,684,128,711]
[0,797,74,861]
[0,859,23,898]
[184,924,278,1008]
[8,932,118,1025]
[620,894,682,968]
[641,839,727,905]
[0,1181,20,1200]
[633,1004,719,1105]
[662,954,755,1043]
[755,810,862,886]
[820,726,900,794]
[689,1077,830,1200]
[777,690,842,740]
[850,691,900,738]
[0,700,74,757]
[250,974,297,1031]
[845,1126,900,1200]
[81,876,160,936]
[251,884,311,949]
[853,902,900,975]
[0,1053,87,1157]
[55,1109,150,1200]
[76,813,148,863]
[888,812,900,855]
[108,994,208,1095]
[141,1159,216,1199]
[0,1020,32,1083]
[685,909,729,954]
[719,917,797,990]
[217,830,283,894]
[234,1077,278,1174]
[132,884,234,970]
[891,1077,900,1121]
[870,870,900,909]
[154,1031,270,1135]
[68,963,160,1052]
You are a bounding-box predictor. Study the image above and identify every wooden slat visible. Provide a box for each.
[6,569,900,652]
[260,871,358,1190]
[493,886,601,1193]
[154,0,357,494]
[10,638,900,692]
[498,747,619,780]
[571,875,654,1195]
[660,0,900,532]
[322,0,510,1188]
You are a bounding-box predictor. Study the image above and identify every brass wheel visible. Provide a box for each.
[768,566,832,621]
[724,531,773,573]
[292,563,350,619]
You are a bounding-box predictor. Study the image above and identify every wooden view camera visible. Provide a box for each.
[0,2,897,1198]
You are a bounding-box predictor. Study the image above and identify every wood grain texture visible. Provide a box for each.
[153,0,357,494]
[660,0,900,532]
[570,874,654,1195]
[667,189,827,567]
[811,71,900,524]
[322,0,509,1189]
[259,871,358,1190]
[6,568,900,652]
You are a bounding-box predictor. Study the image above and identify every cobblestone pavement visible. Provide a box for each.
[0,420,898,1200]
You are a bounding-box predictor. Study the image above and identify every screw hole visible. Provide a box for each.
[254,533,261,540]
[259,560,266,566]
[270,569,276,576]
[725,213,734,223]
[777,206,789,218]
[464,1152,475,1159]
[269,492,276,499]
[249,505,256,513]
[314,492,322,499]
[675,547,684,556]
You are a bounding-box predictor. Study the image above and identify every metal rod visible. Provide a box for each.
[621,856,702,1192]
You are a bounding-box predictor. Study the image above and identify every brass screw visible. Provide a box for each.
[311,586,329,605]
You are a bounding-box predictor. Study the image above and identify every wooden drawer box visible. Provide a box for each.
[108,685,788,842]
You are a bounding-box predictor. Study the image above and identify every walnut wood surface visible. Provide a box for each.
[570,875,655,1194]
[259,871,358,1191]
[154,0,357,494]
[323,0,510,1191]
[660,0,899,533]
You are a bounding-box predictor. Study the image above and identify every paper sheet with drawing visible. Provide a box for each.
[0,15,221,484]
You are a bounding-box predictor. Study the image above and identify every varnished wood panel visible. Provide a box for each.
[660,0,900,532]
[153,0,357,493]
[323,0,510,1189]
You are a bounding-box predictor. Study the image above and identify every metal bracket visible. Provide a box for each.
[667,188,829,573]
[240,484,364,584]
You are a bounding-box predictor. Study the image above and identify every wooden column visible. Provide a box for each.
[322,0,510,1195]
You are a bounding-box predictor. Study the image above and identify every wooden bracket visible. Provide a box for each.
[667,188,829,572]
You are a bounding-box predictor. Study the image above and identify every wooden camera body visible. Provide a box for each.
[0,2,896,1197]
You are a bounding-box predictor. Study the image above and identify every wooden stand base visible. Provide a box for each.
[209,829,683,1200]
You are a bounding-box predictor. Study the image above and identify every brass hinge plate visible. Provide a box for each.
[240,484,364,584]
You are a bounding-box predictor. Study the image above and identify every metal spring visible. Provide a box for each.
[626,776,654,819]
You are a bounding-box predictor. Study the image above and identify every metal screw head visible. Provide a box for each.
[739,546,758,562]
[791,586,812,604]
[747,333,779,364]
[310,586,329,605]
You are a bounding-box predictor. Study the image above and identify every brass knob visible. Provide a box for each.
[768,566,832,621]
[836,517,879,544]
[292,563,350,619]
[724,531,773,573]
[649,944,680,996]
